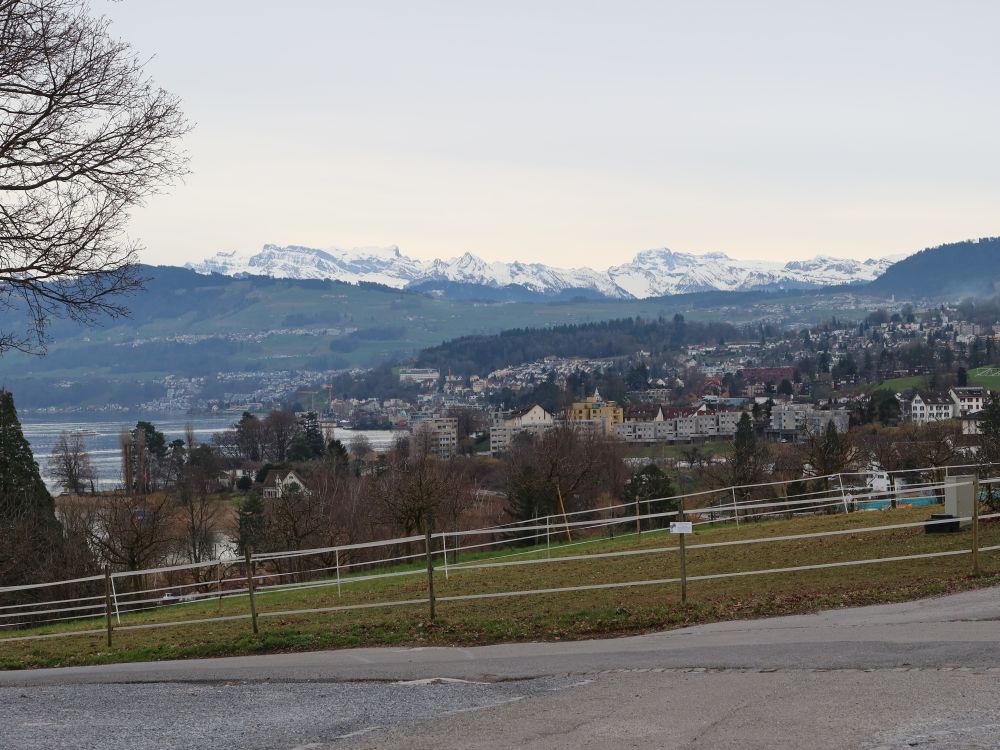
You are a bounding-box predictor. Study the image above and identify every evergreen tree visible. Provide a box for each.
[0,389,55,523]
[728,412,769,501]
[326,439,350,474]
[134,421,168,458]
[0,389,77,593]
[288,412,326,461]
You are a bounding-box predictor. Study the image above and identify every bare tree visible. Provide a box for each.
[174,445,223,578]
[0,0,189,353]
[505,426,623,538]
[348,432,373,473]
[377,429,464,540]
[88,492,176,589]
[46,430,94,494]
[800,422,860,485]
[263,410,298,461]
[348,433,372,457]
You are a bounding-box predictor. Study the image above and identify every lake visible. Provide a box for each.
[18,412,399,491]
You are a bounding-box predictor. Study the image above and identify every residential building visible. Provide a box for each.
[410,417,458,458]
[612,408,743,444]
[624,403,664,422]
[398,368,441,384]
[489,404,555,454]
[768,403,849,439]
[741,366,795,384]
[566,389,624,436]
[911,392,955,424]
[261,469,310,499]
[950,386,987,416]
[805,409,850,435]
[961,411,984,436]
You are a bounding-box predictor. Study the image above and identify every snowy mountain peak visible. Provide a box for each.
[186,244,903,300]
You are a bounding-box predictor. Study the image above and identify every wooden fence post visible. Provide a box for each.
[244,547,259,635]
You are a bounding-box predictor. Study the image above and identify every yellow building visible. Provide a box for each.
[566,388,624,435]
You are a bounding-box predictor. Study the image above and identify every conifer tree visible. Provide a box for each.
[0,389,55,524]
[288,412,326,460]
[0,389,72,593]
[726,412,769,502]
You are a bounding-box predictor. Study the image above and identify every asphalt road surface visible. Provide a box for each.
[4,586,1000,749]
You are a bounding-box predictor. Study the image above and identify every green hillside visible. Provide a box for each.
[868,237,1000,299]
[0,266,897,407]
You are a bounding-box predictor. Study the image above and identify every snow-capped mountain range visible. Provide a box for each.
[186,244,902,300]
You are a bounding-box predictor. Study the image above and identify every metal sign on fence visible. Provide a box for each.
[670,521,693,534]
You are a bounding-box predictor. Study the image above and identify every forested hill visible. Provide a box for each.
[414,316,742,376]
[867,237,1000,298]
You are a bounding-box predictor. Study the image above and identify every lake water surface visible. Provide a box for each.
[18,412,397,491]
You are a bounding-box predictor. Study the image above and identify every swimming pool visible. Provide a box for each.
[856,496,941,510]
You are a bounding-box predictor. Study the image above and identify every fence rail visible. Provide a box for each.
[1,466,997,646]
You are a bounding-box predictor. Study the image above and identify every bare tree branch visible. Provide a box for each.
[0,0,189,354]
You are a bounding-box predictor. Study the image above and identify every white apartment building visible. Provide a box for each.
[612,410,743,444]
[410,417,458,458]
[770,403,849,436]
[398,368,441,384]
[805,409,850,435]
[911,392,955,424]
[770,403,808,432]
[489,404,555,454]
[950,386,987,416]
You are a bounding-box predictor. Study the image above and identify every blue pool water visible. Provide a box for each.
[856,496,941,511]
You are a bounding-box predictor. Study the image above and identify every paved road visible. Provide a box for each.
[4,587,1000,749]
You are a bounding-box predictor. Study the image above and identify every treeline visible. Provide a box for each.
[868,237,1000,298]
[415,315,743,376]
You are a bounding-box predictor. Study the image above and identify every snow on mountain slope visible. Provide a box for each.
[608,249,896,298]
[186,244,901,299]
[188,244,426,287]
[418,252,626,297]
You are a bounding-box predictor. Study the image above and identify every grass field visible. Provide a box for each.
[870,375,929,393]
[623,441,732,461]
[2,503,998,671]
[969,367,1000,391]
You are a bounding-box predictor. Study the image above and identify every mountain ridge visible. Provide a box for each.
[186,244,900,299]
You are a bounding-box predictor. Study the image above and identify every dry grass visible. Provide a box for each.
[2,505,998,670]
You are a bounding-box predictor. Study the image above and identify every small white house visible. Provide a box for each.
[261,469,310,499]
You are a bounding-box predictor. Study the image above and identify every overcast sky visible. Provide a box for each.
[97,0,1000,268]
